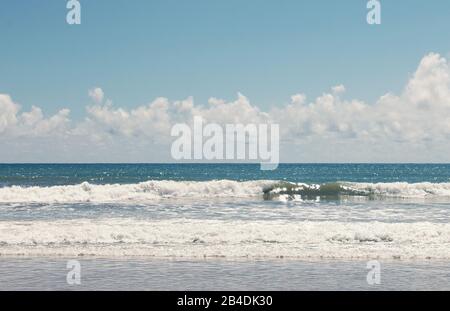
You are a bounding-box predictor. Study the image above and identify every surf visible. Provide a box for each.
[0,218,449,260]
[2,180,450,203]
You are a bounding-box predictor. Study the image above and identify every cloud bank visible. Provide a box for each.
[1,53,450,162]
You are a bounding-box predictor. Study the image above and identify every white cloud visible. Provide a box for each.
[0,95,70,138]
[332,84,346,94]
[275,53,450,144]
[74,92,270,144]
[0,94,19,134]
[17,106,71,137]
[88,87,105,104]
[1,52,450,162]
[78,97,172,143]
[290,94,306,105]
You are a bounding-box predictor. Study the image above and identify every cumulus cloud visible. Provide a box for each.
[332,84,346,94]
[1,52,450,162]
[275,53,450,143]
[0,95,70,138]
[73,92,270,144]
[77,97,172,143]
[16,106,71,137]
[0,94,19,134]
[88,87,105,104]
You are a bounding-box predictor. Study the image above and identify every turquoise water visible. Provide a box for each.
[1,163,450,186]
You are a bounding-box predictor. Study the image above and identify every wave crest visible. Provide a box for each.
[0,180,273,203]
[1,180,450,203]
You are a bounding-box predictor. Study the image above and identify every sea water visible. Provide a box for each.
[1,163,450,290]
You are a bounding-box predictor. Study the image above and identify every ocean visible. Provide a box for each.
[1,163,450,290]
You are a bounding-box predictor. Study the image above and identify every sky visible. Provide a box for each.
[1,0,450,163]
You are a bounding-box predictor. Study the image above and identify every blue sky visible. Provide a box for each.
[1,0,449,117]
[1,0,450,162]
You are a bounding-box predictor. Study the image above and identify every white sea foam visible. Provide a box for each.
[345,182,450,198]
[1,180,450,203]
[0,180,274,203]
[0,218,450,259]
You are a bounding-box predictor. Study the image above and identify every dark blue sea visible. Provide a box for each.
[1,163,450,186]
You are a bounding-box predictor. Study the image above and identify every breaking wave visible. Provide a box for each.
[0,218,449,259]
[1,180,450,203]
[264,181,450,200]
[0,180,273,203]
